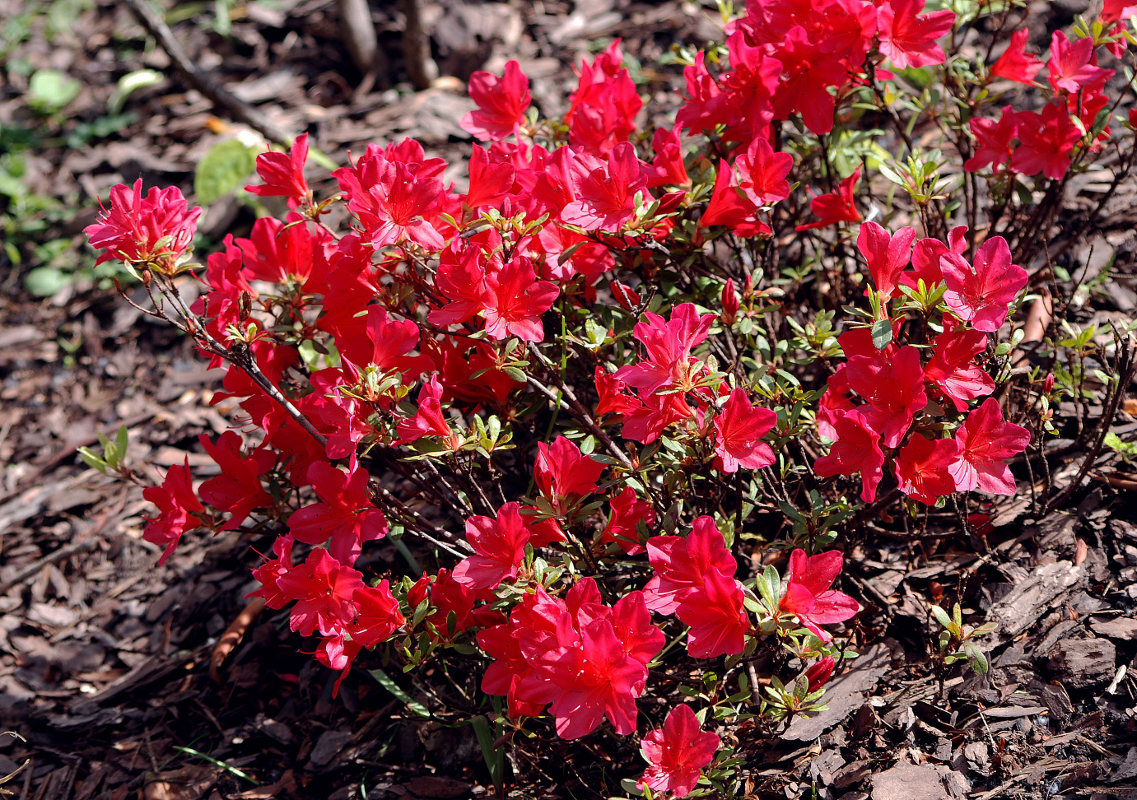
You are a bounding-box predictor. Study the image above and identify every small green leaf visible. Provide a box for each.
[24,266,69,297]
[931,605,952,629]
[28,69,81,113]
[194,139,256,204]
[368,669,431,718]
[108,68,164,115]
[871,319,892,350]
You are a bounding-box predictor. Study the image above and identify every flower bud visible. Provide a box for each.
[721,279,739,325]
[805,656,836,693]
[1043,372,1055,394]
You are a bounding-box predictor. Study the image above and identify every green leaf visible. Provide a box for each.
[28,69,81,113]
[871,319,892,350]
[368,669,431,718]
[194,139,256,204]
[930,605,952,629]
[24,266,68,297]
[108,68,164,115]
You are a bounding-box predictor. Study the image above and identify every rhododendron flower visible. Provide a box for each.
[949,398,1030,495]
[701,161,771,238]
[735,136,793,206]
[142,459,205,565]
[535,436,606,513]
[778,549,859,641]
[600,487,656,555]
[276,548,366,637]
[639,705,720,798]
[397,376,461,448]
[561,142,647,231]
[796,168,861,231]
[1009,104,1081,180]
[940,235,1028,332]
[963,107,1018,172]
[677,570,749,658]
[615,303,715,395]
[482,256,560,342]
[924,323,994,411]
[1047,31,1112,95]
[198,432,274,531]
[845,346,928,448]
[876,0,955,70]
[453,502,531,590]
[805,655,836,692]
[565,40,643,151]
[288,462,388,566]
[85,179,202,268]
[857,221,916,300]
[814,410,885,503]
[461,60,531,140]
[464,145,517,210]
[245,133,311,204]
[894,435,960,505]
[644,126,690,188]
[713,388,777,473]
[319,580,405,694]
[991,29,1043,84]
[644,516,737,615]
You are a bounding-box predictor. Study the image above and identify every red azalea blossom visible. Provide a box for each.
[639,704,721,798]
[991,29,1043,84]
[142,459,206,565]
[85,179,201,269]
[940,235,1028,332]
[245,132,311,204]
[778,549,859,641]
[876,0,956,70]
[453,502,532,590]
[894,435,960,505]
[814,410,886,503]
[950,398,1031,495]
[713,388,777,473]
[857,221,916,300]
[461,60,531,140]
[796,168,861,231]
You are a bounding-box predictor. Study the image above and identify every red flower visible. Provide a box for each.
[1047,31,1112,95]
[482,255,560,342]
[991,29,1043,85]
[895,435,960,505]
[600,487,656,555]
[615,303,716,395]
[963,107,1018,172]
[644,126,690,188]
[288,462,388,566]
[85,179,201,268]
[857,221,916,300]
[702,160,771,238]
[876,0,955,70]
[923,323,994,411]
[535,436,606,516]
[796,168,861,231]
[713,388,777,473]
[245,133,311,204]
[778,549,859,641]
[949,398,1030,495]
[461,60,531,140]
[198,432,274,531]
[814,410,885,503]
[805,655,836,692]
[639,704,721,798]
[845,345,928,448]
[940,235,1028,332]
[396,376,461,449]
[452,502,531,591]
[677,570,749,658]
[276,548,366,637]
[735,136,793,206]
[1009,104,1081,180]
[142,459,205,565]
[561,142,647,231]
[644,516,737,615]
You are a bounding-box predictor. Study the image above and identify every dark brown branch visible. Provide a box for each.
[124,0,294,146]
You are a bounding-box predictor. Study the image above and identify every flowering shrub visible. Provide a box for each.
[87,0,1137,794]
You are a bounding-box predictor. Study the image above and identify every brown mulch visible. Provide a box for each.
[1,1,1136,798]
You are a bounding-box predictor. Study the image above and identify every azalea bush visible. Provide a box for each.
[86,0,1137,795]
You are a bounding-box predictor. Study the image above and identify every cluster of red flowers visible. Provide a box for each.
[83,0,1136,792]
[816,224,1031,504]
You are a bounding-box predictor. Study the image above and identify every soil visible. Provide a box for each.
[1,1,1136,798]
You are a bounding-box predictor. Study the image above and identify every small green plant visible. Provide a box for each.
[930,602,996,685]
